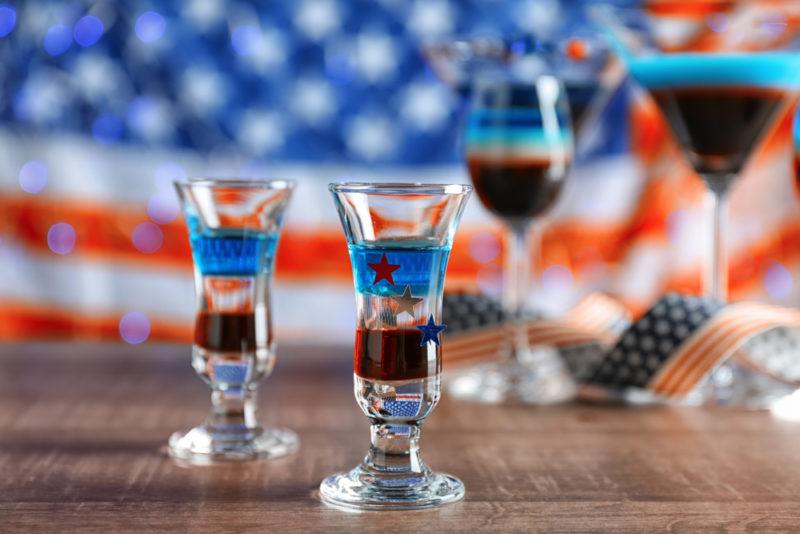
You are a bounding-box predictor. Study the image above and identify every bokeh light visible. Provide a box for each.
[0,5,15,37]
[43,24,72,56]
[135,11,166,43]
[47,223,76,255]
[764,261,793,300]
[18,160,48,194]
[73,15,104,47]
[132,222,164,254]
[119,311,151,344]
[541,264,573,290]
[476,265,503,298]
[706,14,728,33]
[147,194,180,224]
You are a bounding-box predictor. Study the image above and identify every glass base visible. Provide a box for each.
[319,465,464,511]
[447,347,576,404]
[682,360,799,409]
[168,425,299,465]
[617,360,799,409]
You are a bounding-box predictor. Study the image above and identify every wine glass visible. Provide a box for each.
[593,3,800,406]
[447,57,577,404]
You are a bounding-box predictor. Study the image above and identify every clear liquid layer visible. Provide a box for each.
[355,375,439,425]
[192,344,274,390]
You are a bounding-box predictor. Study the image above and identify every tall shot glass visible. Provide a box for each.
[169,179,298,464]
[320,183,472,510]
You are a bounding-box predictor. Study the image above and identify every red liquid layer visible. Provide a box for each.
[650,86,786,177]
[467,158,565,219]
[195,311,267,352]
[795,156,800,197]
[355,328,439,381]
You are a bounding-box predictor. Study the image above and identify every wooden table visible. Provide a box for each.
[2,342,800,532]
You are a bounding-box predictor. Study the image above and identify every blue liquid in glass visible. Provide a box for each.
[186,215,279,276]
[349,242,450,297]
[628,52,800,91]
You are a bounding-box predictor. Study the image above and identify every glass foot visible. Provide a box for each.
[683,360,799,409]
[319,465,464,511]
[447,348,576,404]
[168,425,298,465]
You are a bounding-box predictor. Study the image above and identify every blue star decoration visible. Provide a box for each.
[417,314,446,347]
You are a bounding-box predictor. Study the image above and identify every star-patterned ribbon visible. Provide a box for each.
[442,292,800,400]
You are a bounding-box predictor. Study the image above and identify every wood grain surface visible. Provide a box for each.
[2,342,800,532]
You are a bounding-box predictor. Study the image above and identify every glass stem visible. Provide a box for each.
[207,387,259,436]
[503,221,533,362]
[363,423,425,475]
[704,186,729,302]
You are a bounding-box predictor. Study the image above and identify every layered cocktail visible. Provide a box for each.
[320,183,471,510]
[596,3,800,406]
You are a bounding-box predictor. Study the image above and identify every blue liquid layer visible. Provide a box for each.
[466,107,572,149]
[190,233,278,276]
[186,215,279,276]
[629,53,800,90]
[349,243,450,296]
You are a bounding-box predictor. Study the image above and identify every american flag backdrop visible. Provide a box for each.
[1,0,800,345]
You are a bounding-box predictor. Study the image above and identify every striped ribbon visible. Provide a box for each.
[442,292,800,399]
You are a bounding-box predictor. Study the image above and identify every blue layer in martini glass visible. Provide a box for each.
[465,93,573,220]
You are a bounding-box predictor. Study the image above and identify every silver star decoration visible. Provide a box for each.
[392,285,423,317]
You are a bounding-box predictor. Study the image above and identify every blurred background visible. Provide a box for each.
[0,0,799,345]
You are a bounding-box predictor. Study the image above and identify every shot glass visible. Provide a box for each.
[169,178,298,464]
[320,182,472,510]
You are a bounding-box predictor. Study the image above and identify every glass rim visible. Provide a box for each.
[591,3,800,58]
[175,178,296,190]
[329,182,473,195]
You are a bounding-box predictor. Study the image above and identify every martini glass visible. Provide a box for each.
[595,4,800,406]
[423,33,612,150]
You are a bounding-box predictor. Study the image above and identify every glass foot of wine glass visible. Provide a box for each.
[447,346,576,404]
[682,361,798,409]
[168,425,299,465]
[319,465,464,511]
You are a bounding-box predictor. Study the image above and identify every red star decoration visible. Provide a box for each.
[368,253,401,285]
